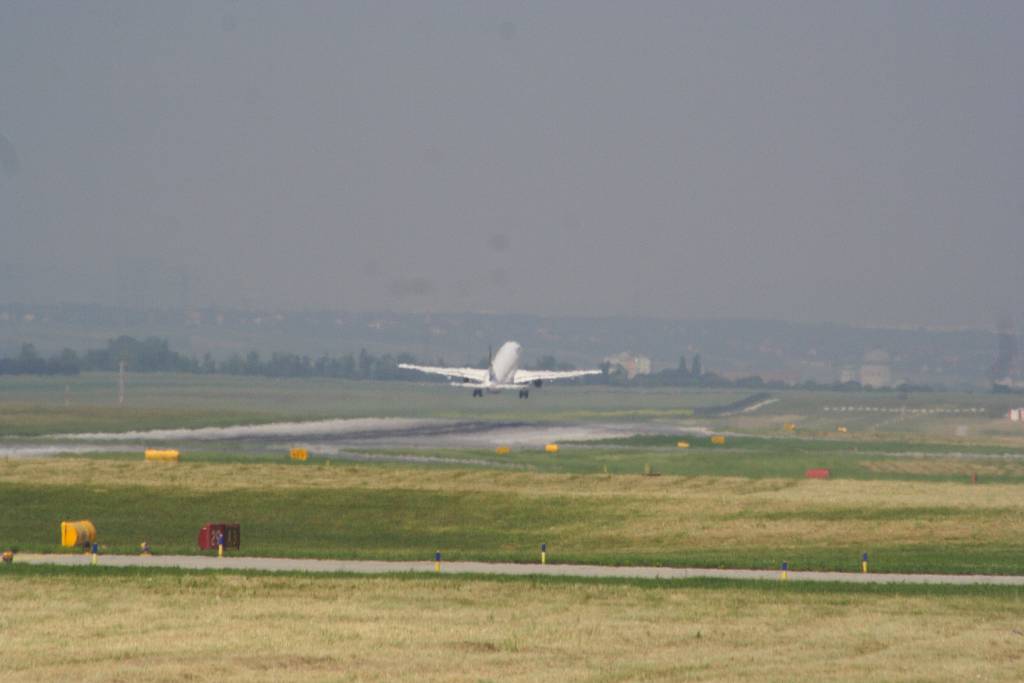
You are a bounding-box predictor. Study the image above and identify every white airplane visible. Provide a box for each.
[398,340,601,398]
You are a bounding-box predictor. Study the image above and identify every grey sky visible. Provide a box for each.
[1,1,1021,327]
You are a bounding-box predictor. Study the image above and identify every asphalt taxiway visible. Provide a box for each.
[14,553,1024,586]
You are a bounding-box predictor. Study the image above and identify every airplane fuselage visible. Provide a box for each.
[489,341,522,385]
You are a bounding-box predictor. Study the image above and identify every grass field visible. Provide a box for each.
[0,373,744,437]
[3,458,1023,574]
[3,566,1023,682]
[3,374,1023,574]
[363,434,1024,482]
[4,374,1024,679]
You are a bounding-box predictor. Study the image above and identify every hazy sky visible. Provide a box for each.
[1,1,1021,327]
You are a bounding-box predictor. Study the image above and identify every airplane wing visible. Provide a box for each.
[398,363,489,384]
[512,369,603,384]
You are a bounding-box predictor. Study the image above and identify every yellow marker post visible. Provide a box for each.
[780,561,788,581]
[91,543,98,566]
[434,550,441,573]
[861,552,868,574]
[218,543,224,559]
[541,543,547,565]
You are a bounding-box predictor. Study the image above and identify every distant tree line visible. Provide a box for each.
[0,344,82,375]
[0,337,437,381]
[0,338,199,376]
[0,337,938,391]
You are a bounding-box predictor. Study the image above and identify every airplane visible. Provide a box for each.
[398,341,601,398]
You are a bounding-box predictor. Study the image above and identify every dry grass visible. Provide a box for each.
[861,458,1024,478]
[1,572,1022,682]
[4,457,1024,506]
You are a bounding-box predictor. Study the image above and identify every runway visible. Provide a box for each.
[14,553,1024,586]
[3,417,703,458]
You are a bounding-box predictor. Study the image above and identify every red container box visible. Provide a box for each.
[197,523,241,550]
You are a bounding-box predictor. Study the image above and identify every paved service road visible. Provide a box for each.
[13,554,1024,586]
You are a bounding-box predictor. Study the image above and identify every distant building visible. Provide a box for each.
[1009,408,1024,422]
[838,368,857,384]
[859,350,892,388]
[604,352,652,379]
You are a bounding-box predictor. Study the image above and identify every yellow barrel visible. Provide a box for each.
[290,448,309,461]
[495,446,510,455]
[837,426,848,433]
[783,423,796,432]
[676,440,690,448]
[61,520,96,547]
[710,435,726,445]
[544,443,559,454]
[145,449,180,462]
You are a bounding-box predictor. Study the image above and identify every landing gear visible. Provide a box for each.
[518,389,530,399]
[472,388,483,398]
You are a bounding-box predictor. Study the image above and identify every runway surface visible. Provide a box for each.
[3,417,704,459]
[14,553,1024,586]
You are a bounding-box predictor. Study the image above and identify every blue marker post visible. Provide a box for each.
[861,552,868,574]
[91,542,98,566]
[541,543,547,565]
[434,550,441,573]
[780,561,788,581]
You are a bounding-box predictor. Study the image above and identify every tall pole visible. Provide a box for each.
[118,360,125,405]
